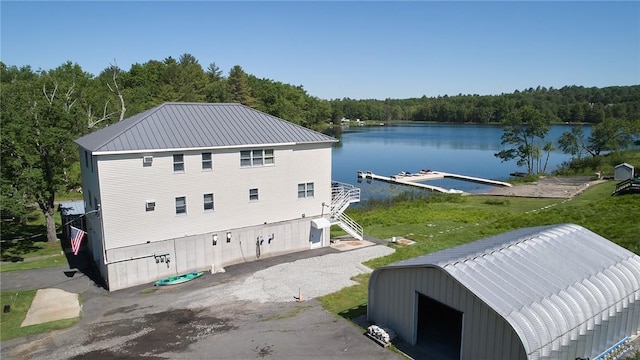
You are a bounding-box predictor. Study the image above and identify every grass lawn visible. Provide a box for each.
[319,180,640,316]
[0,289,79,341]
[1,207,68,273]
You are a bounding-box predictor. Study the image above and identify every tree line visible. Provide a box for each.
[1,53,639,241]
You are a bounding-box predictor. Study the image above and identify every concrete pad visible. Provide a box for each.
[330,239,375,251]
[21,288,80,327]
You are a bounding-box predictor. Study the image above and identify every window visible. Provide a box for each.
[175,196,186,214]
[202,153,212,170]
[240,149,274,167]
[249,188,259,201]
[252,150,263,166]
[173,154,184,172]
[146,201,156,212]
[84,151,89,168]
[203,193,214,211]
[298,182,314,198]
[240,151,252,167]
[264,149,274,165]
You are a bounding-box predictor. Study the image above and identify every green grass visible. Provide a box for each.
[554,149,640,177]
[1,205,68,272]
[321,180,640,318]
[0,290,80,341]
[0,254,68,272]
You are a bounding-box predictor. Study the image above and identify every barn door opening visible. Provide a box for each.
[416,292,463,360]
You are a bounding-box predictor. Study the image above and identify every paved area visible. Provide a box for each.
[1,243,402,360]
[21,288,80,327]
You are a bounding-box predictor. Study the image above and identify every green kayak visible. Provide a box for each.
[155,271,204,286]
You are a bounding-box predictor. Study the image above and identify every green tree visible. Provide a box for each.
[494,105,550,174]
[205,62,229,102]
[559,118,634,159]
[1,62,89,241]
[587,117,634,156]
[227,65,257,107]
[558,126,587,158]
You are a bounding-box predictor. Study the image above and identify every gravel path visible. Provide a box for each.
[479,177,606,198]
[177,245,395,308]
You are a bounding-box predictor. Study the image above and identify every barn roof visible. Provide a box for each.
[373,224,640,359]
[75,103,337,154]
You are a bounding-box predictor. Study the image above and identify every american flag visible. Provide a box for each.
[70,226,86,256]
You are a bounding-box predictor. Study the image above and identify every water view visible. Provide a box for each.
[331,123,591,202]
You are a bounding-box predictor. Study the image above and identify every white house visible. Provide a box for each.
[75,102,361,291]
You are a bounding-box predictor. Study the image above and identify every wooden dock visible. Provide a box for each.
[357,170,512,193]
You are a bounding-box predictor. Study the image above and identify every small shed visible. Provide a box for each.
[614,163,634,180]
[368,224,640,360]
[58,201,86,242]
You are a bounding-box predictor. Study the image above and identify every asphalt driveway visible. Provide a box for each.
[1,245,402,360]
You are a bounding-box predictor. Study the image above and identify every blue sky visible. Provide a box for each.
[1,1,639,100]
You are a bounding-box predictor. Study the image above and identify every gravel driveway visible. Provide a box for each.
[2,244,400,360]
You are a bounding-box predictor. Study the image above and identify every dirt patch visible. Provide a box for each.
[479,177,606,198]
[70,308,236,359]
[396,238,416,246]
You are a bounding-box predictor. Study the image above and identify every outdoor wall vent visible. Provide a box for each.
[145,201,156,212]
[143,155,153,166]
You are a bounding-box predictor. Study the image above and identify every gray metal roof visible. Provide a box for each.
[58,200,85,216]
[75,103,337,153]
[373,224,640,359]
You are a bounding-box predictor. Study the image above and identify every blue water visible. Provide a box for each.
[331,123,590,202]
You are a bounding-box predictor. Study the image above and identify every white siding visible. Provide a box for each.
[96,143,332,250]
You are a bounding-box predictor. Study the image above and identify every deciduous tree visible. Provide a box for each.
[494,105,550,175]
[1,62,88,241]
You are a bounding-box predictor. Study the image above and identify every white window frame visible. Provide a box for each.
[202,152,212,170]
[298,182,314,198]
[240,149,275,167]
[175,196,187,215]
[203,193,214,211]
[249,188,259,201]
[173,154,185,172]
[264,149,274,165]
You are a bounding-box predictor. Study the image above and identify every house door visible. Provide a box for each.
[309,227,323,249]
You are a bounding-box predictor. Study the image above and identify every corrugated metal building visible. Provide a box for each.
[367,224,640,360]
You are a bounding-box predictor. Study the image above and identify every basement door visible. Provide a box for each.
[309,227,323,249]
[415,291,463,360]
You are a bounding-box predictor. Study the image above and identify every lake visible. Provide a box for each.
[331,123,591,202]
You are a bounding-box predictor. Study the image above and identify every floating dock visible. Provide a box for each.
[357,170,512,194]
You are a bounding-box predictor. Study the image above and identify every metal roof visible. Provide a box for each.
[75,103,337,153]
[58,200,85,216]
[374,224,640,359]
